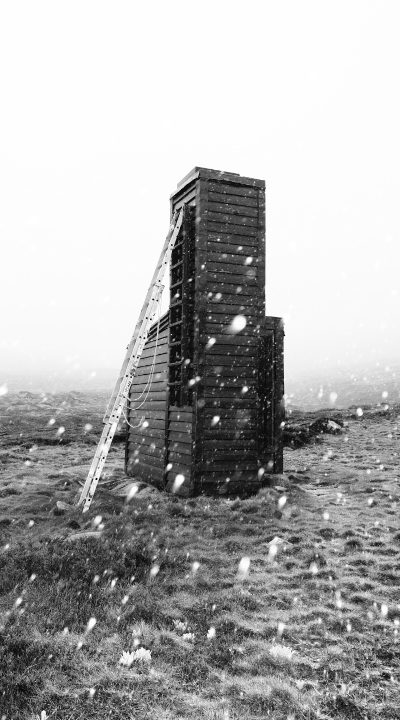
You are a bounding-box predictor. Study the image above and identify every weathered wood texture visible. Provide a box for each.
[125,313,169,487]
[125,167,284,496]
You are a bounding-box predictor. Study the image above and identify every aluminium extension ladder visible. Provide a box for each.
[77,208,184,512]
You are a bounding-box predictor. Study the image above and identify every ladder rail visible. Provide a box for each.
[103,209,184,423]
[77,208,183,511]
[77,287,164,510]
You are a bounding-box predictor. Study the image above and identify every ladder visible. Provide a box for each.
[77,208,184,512]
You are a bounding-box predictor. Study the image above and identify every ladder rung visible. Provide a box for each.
[78,207,184,512]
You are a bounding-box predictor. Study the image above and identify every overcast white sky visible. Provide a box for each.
[1,1,399,386]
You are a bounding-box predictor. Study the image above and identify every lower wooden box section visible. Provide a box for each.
[126,457,165,490]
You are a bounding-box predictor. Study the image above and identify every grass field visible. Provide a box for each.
[0,393,399,719]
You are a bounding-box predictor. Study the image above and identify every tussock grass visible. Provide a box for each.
[1,398,400,718]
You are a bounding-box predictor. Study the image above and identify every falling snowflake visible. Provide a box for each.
[86,617,97,633]
[237,557,250,577]
[277,621,285,636]
[150,565,160,578]
[172,474,185,493]
[228,315,247,334]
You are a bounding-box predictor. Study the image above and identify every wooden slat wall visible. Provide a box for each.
[163,168,283,496]
[164,406,193,496]
[125,313,169,488]
[197,178,266,494]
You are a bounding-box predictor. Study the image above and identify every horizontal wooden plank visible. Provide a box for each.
[204,425,258,435]
[205,302,259,315]
[204,353,258,365]
[208,201,258,218]
[206,262,258,278]
[203,413,257,422]
[167,451,191,467]
[205,377,257,389]
[204,322,258,335]
[129,440,164,456]
[130,381,167,394]
[168,431,192,444]
[203,406,257,417]
[128,426,165,439]
[207,211,259,228]
[208,191,258,208]
[169,421,192,433]
[130,391,166,402]
[131,374,167,392]
[202,452,258,463]
[207,285,258,300]
[207,182,259,198]
[168,440,191,455]
[140,348,168,361]
[203,407,257,418]
[207,221,258,238]
[128,434,165,449]
[134,373,167,386]
[207,250,259,266]
[205,365,257,378]
[127,451,165,470]
[207,232,258,248]
[145,328,169,341]
[169,408,192,422]
[165,466,190,479]
[129,447,165,466]
[136,364,167,376]
[129,419,166,431]
[203,439,257,449]
[207,242,259,257]
[129,410,165,420]
[204,388,257,400]
[202,334,258,346]
[203,431,255,441]
[203,399,257,409]
[142,342,168,356]
[203,429,258,439]
[206,271,258,286]
[126,459,164,483]
[199,461,258,472]
[129,400,166,410]
[140,345,168,358]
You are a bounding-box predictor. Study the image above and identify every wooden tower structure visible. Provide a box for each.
[125,167,284,496]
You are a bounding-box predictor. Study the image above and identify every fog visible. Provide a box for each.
[1,1,399,391]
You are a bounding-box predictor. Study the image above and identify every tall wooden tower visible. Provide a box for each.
[125,167,284,496]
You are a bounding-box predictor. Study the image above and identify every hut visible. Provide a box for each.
[125,167,284,496]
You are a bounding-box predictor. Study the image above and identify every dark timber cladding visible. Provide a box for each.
[126,312,169,488]
[126,167,284,496]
